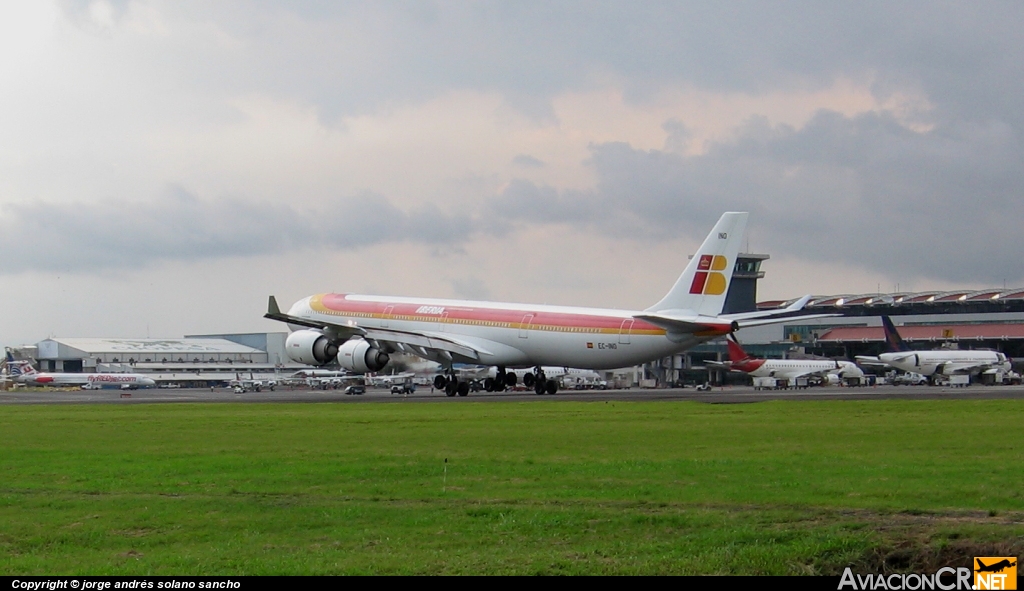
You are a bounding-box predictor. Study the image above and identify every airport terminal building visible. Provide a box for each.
[637,255,1024,385]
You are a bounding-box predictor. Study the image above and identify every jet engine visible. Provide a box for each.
[337,338,390,373]
[285,330,340,366]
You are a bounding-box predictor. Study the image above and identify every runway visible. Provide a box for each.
[3,383,1024,405]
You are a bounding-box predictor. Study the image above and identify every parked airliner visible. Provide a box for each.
[5,355,156,389]
[856,316,1011,381]
[712,336,864,382]
[265,212,825,396]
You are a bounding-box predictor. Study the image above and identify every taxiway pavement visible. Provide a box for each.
[3,384,1024,405]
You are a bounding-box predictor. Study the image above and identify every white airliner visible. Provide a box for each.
[711,337,863,383]
[856,316,1011,381]
[366,371,416,387]
[5,356,156,389]
[289,369,350,379]
[265,212,824,396]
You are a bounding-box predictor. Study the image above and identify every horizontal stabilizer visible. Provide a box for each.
[716,295,837,330]
[632,313,736,335]
[731,313,838,329]
[721,295,813,321]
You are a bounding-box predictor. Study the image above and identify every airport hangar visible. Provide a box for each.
[9,253,1024,388]
[19,333,306,388]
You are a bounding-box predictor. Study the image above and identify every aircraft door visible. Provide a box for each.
[619,319,634,344]
[438,312,449,332]
[519,314,534,338]
[382,305,394,328]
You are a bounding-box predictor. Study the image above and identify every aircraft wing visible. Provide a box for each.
[362,328,488,361]
[265,296,485,361]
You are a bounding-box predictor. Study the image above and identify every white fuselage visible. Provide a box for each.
[18,372,156,388]
[736,358,863,380]
[288,294,728,370]
[879,350,1010,376]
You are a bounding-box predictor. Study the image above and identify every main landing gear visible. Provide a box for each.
[523,367,559,395]
[434,366,557,397]
[483,367,517,392]
[434,371,469,397]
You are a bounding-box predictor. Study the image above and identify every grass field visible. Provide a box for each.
[1,399,1022,574]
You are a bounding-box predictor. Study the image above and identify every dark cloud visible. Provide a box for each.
[488,179,599,225]
[0,186,476,275]
[490,109,1024,286]
[40,2,1024,286]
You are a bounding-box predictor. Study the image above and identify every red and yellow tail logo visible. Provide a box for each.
[689,254,729,295]
[975,557,1017,590]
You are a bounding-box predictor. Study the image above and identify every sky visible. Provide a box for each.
[2,1,1023,347]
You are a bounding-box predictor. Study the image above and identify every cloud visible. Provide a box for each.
[447,275,491,301]
[512,154,545,168]
[3,1,1024,309]
[42,2,1018,126]
[487,108,1024,286]
[0,185,477,274]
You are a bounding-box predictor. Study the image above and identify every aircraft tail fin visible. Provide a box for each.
[726,336,751,363]
[880,316,911,353]
[7,362,34,376]
[645,212,748,317]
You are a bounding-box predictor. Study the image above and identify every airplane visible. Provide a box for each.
[229,372,277,392]
[366,371,416,387]
[856,316,1011,381]
[710,336,864,383]
[265,212,828,397]
[277,368,348,388]
[5,356,157,389]
[975,558,1016,573]
[289,368,351,380]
